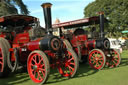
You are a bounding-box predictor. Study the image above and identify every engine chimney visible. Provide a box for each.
[99,12,104,38]
[41,3,52,35]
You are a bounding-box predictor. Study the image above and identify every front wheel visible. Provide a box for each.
[88,49,106,70]
[58,48,78,77]
[27,50,50,84]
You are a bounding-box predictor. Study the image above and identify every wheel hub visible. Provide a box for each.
[95,57,99,61]
[33,65,38,71]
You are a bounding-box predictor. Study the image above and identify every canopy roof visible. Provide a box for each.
[0,15,38,27]
[52,16,107,29]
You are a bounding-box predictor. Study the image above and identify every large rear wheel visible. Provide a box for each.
[58,48,78,77]
[0,38,10,77]
[88,49,106,70]
[27,50,50,84]
[63,39,72,49]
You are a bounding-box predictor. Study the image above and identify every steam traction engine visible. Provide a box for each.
[53,12,121,70]
[0,3,78,84]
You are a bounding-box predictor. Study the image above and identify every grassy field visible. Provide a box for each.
[0,50,128,85]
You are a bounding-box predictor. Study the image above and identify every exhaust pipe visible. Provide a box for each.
[41,3,53,35]
[99,12,104,38]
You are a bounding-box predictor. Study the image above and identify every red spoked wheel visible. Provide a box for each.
[88,49,106,70]
[0,47,5,77]
[27,50,50,84]
[58,48,78,77]
[106,49,121,68]
[0,38,10,77]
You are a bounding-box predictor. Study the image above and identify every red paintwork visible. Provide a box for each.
[0,48,3,72]
[88,49,105,70]
[13,33,30,44]
[0,33,6,38]
[0,15,41,64]
[105,49,120,68]
[26,39,41,51]
[58,50,76,77]
[27,52,46,83]
[87,40,96,50]
[0,15,77,78]
[71,34,87,47]
[70,33,96,56]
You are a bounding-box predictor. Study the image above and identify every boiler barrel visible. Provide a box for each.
[87,38,110,49]
[26,36,61,52]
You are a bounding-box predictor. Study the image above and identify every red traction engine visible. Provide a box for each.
[53,13,121,70]
[0,3,78,84]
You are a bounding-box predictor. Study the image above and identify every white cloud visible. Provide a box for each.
[31,9,42,14]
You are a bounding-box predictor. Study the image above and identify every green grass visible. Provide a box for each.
[0,50,128,85]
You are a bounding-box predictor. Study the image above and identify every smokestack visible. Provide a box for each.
[41,3,52,35]
[99,12,104,38]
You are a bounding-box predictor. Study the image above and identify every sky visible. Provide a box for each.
[22,0,95,27]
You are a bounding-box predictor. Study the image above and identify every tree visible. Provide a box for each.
[84,0,128,38]
[0,0,29,16]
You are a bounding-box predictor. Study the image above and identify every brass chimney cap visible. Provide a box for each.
[41,3,52,8]
[97,11,104,15]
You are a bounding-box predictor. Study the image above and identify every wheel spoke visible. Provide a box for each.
[34,55,37,62]
[33,71,37,77]
[90,58,95,62]
[112,60,117,65]
[98,57,103,60]
[31,64,35,67]
[114,58,118,62]
[39,58,44,64]
[41,70,45,77]
[90,58,93,61]
[99,60,103,64]
[67,66,72,73]
[70,62,75,66]
[64,67,68,73]
[31,68,34,72]
[68,65,74,71]
[39,68,45,72]
[113,55,118,58]
[0,61,3,65]
[68,57,73,62]
[92,60,96,64]
[40,64,45,68]
[67,52,71,57]
[95,62,100,67]
[92,55,95,58]
[38,55,41,61]
[32,58,36,64]
[37,71,42,80]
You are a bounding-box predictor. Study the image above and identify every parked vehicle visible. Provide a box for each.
[52,12,121,70]
[108,38,122,53]
[0,3,78,84]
